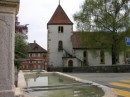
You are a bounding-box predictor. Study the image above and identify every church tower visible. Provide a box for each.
[47,3,73,67]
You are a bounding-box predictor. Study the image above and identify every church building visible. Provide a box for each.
[47,4,126,67]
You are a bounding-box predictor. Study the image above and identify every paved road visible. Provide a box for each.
[67,73,130,97]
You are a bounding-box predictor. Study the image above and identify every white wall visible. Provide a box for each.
[74,49,112,66]
[48,25,73,67]
[118,52,125,65]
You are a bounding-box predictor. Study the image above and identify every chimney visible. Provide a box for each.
[34,40,36,43]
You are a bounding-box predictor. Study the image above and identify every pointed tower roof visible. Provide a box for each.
[47,4,73,25]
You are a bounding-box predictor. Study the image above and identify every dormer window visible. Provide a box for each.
[58,26,64,33]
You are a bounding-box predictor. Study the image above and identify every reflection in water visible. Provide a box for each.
[25,75,104,97]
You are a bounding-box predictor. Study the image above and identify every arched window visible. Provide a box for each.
[83,51,88,66]
[58,41,63,51]
[68,60,73,67]
[100,50,105,64]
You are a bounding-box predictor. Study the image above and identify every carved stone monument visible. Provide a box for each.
[0,0,19,97]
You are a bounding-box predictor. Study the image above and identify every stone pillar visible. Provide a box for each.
[0,0,19,97]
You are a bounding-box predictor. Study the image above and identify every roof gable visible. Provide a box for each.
[28,43,47,53]
[47,5,73,25]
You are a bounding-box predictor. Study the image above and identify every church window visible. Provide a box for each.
[83,51,87,57]
[58,41,63,51]
[83,51,88,66]
[58,26,64,33]
[100,50,105,64]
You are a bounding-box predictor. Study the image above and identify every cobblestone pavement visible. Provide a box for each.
[67,73,130,97]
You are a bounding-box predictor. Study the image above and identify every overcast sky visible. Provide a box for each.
[17,0,84,50]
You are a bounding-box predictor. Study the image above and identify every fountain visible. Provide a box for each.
[0,0,19,97]
[22,72,117,97]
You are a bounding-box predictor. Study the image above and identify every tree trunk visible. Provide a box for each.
[112,25,117,65]
[112,44,117,65]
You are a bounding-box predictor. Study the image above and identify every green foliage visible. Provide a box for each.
[15,32,28,69]
[78,31,130,53]
[73,0,130,64]
[80,32,112,48]
[74,0,130,32]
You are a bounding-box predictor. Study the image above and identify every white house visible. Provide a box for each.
[47,4,125,67]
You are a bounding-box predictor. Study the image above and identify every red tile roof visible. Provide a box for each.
[47,5,73,25]
[71,32,112,49]
[71,32,84,49]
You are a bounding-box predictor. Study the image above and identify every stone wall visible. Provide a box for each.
[47,65,130,73]
[0,0,19,97]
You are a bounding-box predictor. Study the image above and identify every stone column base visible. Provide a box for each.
[0,90,14,97]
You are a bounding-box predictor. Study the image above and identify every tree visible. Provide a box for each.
[15,32,28,69]
[73,0,130,64]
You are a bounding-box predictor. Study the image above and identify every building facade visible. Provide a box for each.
[21,41,48,70]
[47,4,73,67]
[47,4,126,67]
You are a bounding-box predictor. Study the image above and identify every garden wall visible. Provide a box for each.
[47,65,130,73]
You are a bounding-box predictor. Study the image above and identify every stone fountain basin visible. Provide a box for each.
[17,71,117,97]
